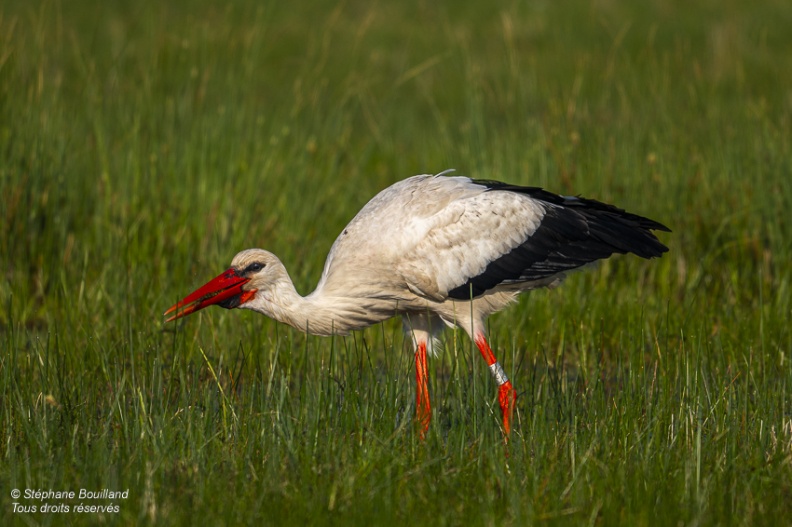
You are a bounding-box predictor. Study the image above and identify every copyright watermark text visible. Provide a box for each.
[10,488,129,514]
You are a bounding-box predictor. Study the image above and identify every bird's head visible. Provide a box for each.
[164,248,280,322]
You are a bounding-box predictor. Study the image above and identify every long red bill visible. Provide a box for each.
[164,268,256,322]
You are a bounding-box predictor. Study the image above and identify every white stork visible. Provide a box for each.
[165,172,669,437]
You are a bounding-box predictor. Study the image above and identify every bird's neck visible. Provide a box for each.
[243,279,389,336]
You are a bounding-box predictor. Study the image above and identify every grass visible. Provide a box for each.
[1,0,791,525]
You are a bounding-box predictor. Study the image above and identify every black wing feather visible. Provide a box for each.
[447,180,670,300]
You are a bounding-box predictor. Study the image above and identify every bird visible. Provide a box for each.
[165,171,669,437]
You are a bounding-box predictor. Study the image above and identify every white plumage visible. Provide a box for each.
[165,172,669,436]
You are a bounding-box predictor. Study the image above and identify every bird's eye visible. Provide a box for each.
[244,262,265,274]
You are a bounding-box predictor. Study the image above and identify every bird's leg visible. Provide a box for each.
[415,341,431,439]
[474,334,516,435]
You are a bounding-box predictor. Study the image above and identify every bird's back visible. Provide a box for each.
[314,174,543,300]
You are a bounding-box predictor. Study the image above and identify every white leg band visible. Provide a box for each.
[488,362,509,386]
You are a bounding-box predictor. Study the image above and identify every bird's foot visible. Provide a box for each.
[498,380,516,436]
[415,401,431,440]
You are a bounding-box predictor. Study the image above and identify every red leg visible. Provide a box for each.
[415,341,431,439]
[474,334,516,435]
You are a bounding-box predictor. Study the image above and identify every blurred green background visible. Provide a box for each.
[1,1,790,525]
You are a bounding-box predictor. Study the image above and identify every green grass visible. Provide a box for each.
[2,0,791,525]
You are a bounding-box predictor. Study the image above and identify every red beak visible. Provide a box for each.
[164,268,257,322]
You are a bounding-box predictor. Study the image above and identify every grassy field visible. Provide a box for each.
[2,0,791,525]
